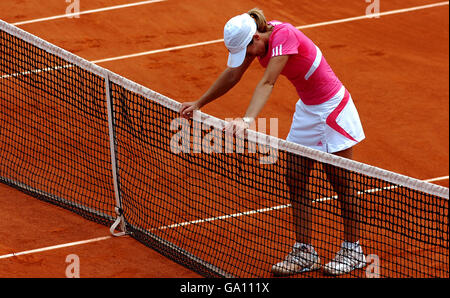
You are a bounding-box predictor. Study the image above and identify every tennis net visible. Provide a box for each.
[1,20,448,278]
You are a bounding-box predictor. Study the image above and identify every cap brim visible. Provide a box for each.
[227,48,247,68]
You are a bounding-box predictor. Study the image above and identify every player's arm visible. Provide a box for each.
[225,55,289,132]
[180,55,255,119]
[243,55,289,122]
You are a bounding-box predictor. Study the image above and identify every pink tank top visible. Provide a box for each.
[258,21,343,105]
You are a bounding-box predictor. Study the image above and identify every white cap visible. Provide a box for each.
[224,13,257,68]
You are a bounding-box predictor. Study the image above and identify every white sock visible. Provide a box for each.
[294,242,314,251]
[342,240,360,250]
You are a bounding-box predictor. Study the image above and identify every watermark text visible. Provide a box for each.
[65,254,80,278]
[170,113,279,165]
[65,0,80,18]
[365,0,381,18]
[365,254,380,278]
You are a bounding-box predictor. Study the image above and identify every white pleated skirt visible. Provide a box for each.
[286,86,365,153]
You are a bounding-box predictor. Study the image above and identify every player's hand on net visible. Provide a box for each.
[224,118,251,137]
[180,101,200,119]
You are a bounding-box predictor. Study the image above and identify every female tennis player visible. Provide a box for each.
[180,8,366,276]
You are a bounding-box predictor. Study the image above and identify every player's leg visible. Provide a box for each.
[323,147,366,275]
[271,152,321,276]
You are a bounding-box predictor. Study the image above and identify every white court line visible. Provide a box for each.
[91,1,449,64]
[0,64,72,80]
[0,176,447,260]
[2,2,447,78]
[425,176,450,183]
[0,236,114,260]
[298,1,450,29]
[11,0,167,26]
[154,176,449,230]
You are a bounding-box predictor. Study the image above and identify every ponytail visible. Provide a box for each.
[247,8,273,33]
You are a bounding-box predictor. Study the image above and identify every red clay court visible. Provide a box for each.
[0,0,448,278]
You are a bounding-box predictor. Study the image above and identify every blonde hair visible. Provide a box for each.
[247,8,273,33]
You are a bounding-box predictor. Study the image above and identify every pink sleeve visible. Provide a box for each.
[271,27,299,57]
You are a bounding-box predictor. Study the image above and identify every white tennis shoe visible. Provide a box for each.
[323,242,367,275]
[271,243,321,276]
